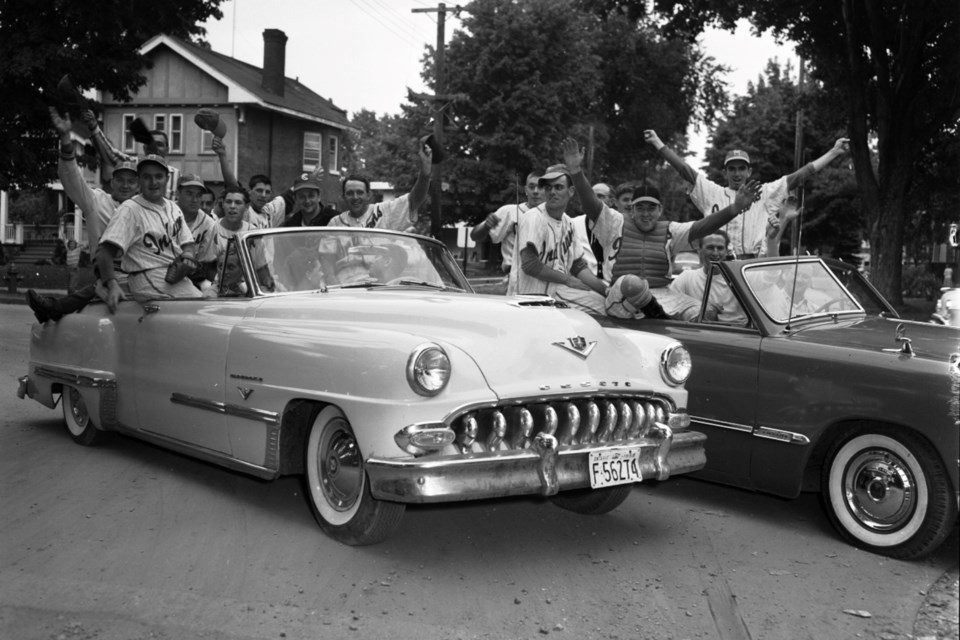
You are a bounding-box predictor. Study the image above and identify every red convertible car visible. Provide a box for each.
[603,256,960,559]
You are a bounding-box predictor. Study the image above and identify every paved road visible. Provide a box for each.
[1,303,956,640]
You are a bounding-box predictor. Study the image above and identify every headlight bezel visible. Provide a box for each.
[660,342,692,387]
[406,343,451,396]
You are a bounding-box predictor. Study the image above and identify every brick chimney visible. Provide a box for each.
[261,29,287,96]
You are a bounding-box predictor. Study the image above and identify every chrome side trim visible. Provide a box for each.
[34,365,117,389]
[754,426,810,445]
[170,393,281,426]
[691,415,753,433]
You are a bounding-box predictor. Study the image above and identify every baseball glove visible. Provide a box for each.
[164,255,200,284]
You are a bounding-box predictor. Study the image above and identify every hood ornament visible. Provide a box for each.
[552,336,597,359]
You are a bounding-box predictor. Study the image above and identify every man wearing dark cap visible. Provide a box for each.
[97,154,200,311]
[561,138,761,320]
[329,139,432,230]
[281,173,328,227]
[510,163,609,304]
[644,129,849,258]
[177,174,219,286]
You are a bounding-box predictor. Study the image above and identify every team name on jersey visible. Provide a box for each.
[143,216,184,256]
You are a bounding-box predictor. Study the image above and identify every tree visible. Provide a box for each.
[656,0,960,304]
[0,0,223,190]
[418,0,726,224]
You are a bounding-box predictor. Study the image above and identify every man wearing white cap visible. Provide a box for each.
[97,154,200,311]
[644,130,849,258]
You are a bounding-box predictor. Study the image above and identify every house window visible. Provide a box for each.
[122,114,136,153]
[200,130,214,154]
[154,114,166,138]
[302,132,322,172]
[326,135,339,174]
[169,114,183,153]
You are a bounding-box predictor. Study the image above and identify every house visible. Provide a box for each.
[98,29,353,204]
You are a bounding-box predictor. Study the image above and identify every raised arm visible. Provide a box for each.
[50,108,102,241]
[645,130,698,185]
[212,136,240,192]
[784,138,850,190]
[561,137,603,221]
[79,109,135,167]
[406,138,434,218]
[688,180,762,242]
[470,212,499,242]
[764,198,802,257]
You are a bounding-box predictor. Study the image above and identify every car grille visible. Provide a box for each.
[449,395,672,453]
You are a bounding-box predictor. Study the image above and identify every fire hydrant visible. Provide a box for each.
[4,262,23,294]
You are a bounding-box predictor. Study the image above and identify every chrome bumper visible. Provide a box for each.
[367,426,706,503]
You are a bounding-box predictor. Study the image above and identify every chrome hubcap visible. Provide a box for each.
[69,388,89,428]
[320,425,362,512]
[844,449,916,532]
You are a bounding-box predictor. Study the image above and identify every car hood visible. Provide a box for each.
[789,315,960,361]
[251,290,668,396]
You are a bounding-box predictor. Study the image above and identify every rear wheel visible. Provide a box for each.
[62,386,104,446]
[821,427,956,559]
[551,485,633,515]
[304,406,405,545]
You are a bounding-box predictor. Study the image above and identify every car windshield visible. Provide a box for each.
[743,260,862,323]
[239,228,471,295]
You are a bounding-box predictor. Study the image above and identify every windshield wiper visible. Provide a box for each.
[335,280,386,289]
[389,279,448,290]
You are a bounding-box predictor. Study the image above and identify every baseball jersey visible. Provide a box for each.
[187,211,220,264]
[329,193,413,231]
[688,173,788,257]
[210,220,255,261]
[100,195,194,274]
[571,214,614,281]
[510,204,582,297]
[488,202,532,270]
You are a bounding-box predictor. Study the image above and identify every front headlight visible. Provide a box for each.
[406,343,451,396]
[660,342,691,386]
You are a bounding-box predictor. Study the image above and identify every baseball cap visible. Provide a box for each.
[113,159,138,176]
[538,164,571,185]
[177,173,206,190]
[724,149,751,166]
[137,153,169,173]
[293,172,323,192]
[630,184,661,206]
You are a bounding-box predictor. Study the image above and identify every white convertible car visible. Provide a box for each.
[19,227,705,545]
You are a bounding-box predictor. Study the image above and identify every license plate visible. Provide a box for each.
[589,447,644,488]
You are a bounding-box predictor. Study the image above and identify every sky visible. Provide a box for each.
[201,0,799,163]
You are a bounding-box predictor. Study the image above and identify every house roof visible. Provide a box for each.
[140,33,353,131]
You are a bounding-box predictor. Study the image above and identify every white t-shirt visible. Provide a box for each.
[510,204,581,297]
[670,267,746,323]
[329,193,413,231]
[688,173,788,257]
[100,195,194,274]
[488,202,532,271]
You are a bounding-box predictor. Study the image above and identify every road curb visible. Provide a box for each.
[913,564,959,640]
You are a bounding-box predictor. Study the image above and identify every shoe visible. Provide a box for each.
[26,289,61,323]
[640,295,670,320]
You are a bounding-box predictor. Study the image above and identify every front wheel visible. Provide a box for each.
[62,386,104,446]
[821,428,956,560]
[551,485,633,515]
[304,406,405,545]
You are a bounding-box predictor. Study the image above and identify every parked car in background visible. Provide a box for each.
[932,285,960,327]
[18,227,706,545]
[602,255,960,559]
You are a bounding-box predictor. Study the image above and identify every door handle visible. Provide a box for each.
[139,304,160,323]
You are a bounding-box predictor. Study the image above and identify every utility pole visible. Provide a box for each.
[412,3,462,240]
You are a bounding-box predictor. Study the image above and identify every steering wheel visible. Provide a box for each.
[813,297,848,313]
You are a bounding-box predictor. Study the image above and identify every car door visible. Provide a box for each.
[131,298,248,454]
